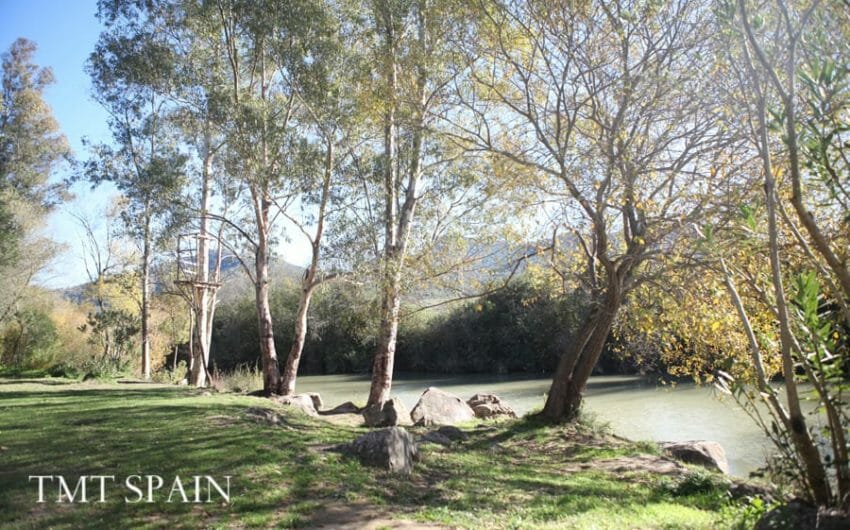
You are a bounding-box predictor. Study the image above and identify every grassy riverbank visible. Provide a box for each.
[0,377,766,529]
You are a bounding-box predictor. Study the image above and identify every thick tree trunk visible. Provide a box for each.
[368,261,402,406]
[255,270,279,395]
[190,149,214,388]
[255,193,280,396]
[365,0,426,407]
[542,297,618,422]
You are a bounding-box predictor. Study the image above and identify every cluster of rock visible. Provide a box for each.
[268,388,739,486]
[467,393,517,419]
[363,387,516,428]
[341,387,515,474]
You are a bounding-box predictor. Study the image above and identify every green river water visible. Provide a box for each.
[294,373,781,476]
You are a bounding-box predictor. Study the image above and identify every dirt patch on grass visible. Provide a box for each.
[306,501,453,529]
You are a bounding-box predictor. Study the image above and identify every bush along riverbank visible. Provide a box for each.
[0,376,794,529]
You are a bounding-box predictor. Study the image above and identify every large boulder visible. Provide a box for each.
[410,387,476,426]
[467,393,517,419]
[363,397,411,427]
[346,427,418,474]
[661,441,729,474]
[272,394,318,416]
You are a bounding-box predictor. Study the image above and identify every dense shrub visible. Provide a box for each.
[209,277,637,376]
[0,306,59,369]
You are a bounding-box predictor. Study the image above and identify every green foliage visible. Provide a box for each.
[0,38,70,323]
[399,281,589,373]
[717,497,774,530]
[210,364,263,394]
[209,277,628,377]
[0,306,59,369]
[152,360,187,384]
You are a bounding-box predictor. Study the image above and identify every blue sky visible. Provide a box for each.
[1,0,312,289]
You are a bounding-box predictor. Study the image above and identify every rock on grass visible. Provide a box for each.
[345,427,418,474]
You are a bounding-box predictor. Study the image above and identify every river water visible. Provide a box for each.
[294,373,776,477]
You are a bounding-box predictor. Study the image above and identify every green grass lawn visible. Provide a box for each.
[0,378,760,529]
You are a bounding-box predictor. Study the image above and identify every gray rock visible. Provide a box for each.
[754,499,816,530]
[410,387,476,426]
[728,480,775,503]
[661,441,729,474]
[420,426,468,446]
[347,427,418,474]
[327,401,361,414]
[245,407,285,425]
[435,425,469,441]
[272,394,318,416]
[420,431,453,446]
[467,393,517,419]
[304,392,323,411]
[363,397,411,427]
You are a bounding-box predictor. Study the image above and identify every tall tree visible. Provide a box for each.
[87,7,187,378]
[0,38,70,324]
[708,0,850,506]
[456,0,729,420]
[365,0,462,408]
[201,0,332,394]
[278,1,363,396]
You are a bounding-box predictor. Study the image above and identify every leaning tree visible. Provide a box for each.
[454,0,732,420]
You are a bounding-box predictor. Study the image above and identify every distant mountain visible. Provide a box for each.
[215,259,306,303]
[57,256,306,305]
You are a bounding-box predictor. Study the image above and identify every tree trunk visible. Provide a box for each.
[255,264,279,396]
[254,191,280,395]
[140,217,152,379]
[190,148,214,387]
[740,33,834,502]
[368,259,403,406]
[542,295,619,422]
[279,283,314,396]
[186,307,195,377]
[280,142,333,396]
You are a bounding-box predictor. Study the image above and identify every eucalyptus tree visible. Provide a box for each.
[363,0,477,408]
[453,0,731,421]
[277,2,365,396]
[187,0,344,394]
[0,38,70,324]
[87,5,187,378]
[168,1,234,388]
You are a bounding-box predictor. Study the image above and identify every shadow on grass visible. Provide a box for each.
[0,378,76,386]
